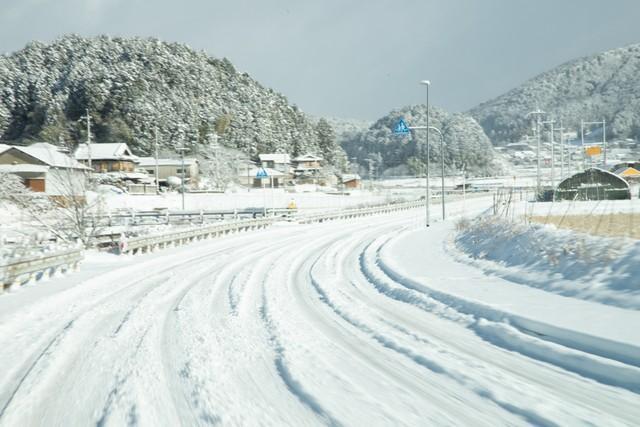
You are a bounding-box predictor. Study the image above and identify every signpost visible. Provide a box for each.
[256,168,269,215]
[393,119,411,135]
[393,117,446,225]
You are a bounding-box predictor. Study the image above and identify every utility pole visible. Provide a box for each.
[85,108,92,171]
[246,140,252,192]
[542,120,555,188]
[211,132,219,190]
[462,163,466,217]
[581,120,587,169]
[555,121,565,181]
[154,126,160,194]
[527,109,545,198]
[176,145,189,210]
[365,159,375,191]
[603,119,607,168]
[582,120,606,169]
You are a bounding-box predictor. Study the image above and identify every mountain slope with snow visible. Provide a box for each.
[469,43,640,144]
[0,35,344,165]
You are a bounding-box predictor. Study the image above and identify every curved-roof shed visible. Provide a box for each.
[555,167,631,200]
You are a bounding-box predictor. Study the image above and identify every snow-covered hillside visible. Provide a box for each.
[0,35,345,165]
[469,43,640,144]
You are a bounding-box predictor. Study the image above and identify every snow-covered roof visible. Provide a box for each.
[293,154,323,162]
[0,144,10,155]
[341,174,361,182]
[614,167,640,177]
[259,153,290,163]
[4,143,90,170]
[137,157,198,167]
[0,164,50,173]
[74,143,138,161]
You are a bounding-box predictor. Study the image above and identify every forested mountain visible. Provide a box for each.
[469,43,640,144]
[341,105,497,176]
[0,35,346,167]
[310,115,372,143]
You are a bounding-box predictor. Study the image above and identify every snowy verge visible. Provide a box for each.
[452,216,640,310]
[370,225,640,392]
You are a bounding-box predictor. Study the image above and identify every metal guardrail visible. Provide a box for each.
[119,217,276,255]
[0,247,83,293]
[90,207,295,227]
[295,199,425,224]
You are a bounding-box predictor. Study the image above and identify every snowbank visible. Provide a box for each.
[454,216,640,309]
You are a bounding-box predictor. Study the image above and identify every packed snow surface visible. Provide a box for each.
[0,197,638,426]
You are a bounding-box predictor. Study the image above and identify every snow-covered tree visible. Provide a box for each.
[342,105,499,176]
[470,43,640,143]
[0,35,347,169]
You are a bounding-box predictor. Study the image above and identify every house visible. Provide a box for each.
[74,142,139,173]
[292,154,323,183]
[246,167,289,188]
[138,157,199,187]
[293,154,322,171]
[236,160,257,187]
[613,166,640,182]
[341,174,361,189]
[0,143,90,196]
[259,153,291,174]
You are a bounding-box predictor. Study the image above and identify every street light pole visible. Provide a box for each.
[154,126,160,194]
[420,80,431,227]
[407,125,445,220]
[430,126,446,220]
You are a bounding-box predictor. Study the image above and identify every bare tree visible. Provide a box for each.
[1,170,105,247]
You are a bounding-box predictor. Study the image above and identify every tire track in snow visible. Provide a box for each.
[310,219,640,425]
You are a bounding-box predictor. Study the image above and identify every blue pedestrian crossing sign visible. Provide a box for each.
[256,168,269,178]
[393,118,411,135]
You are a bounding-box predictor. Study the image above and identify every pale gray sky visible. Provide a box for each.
[1,0,639,119]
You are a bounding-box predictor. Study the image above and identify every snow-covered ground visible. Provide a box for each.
[0,197,638,425]
[100,187,419,213]
[520,198,640,216]
[454,216,640,309]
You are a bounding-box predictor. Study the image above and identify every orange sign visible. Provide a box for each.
[585,146,602,156]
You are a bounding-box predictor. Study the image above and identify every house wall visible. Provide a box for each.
[295,161,321,169]
[91,160,136,173]
[144,163,199,183]
[45,168,88,196]
[344,180,360,189]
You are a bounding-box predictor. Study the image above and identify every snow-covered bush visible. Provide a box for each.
[454,215,640,309]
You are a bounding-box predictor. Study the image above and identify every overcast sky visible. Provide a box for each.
[1,0,640,120]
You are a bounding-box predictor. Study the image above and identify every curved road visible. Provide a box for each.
[0,205,638,426]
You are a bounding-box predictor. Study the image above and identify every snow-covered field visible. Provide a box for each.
[0,197,638,425]
[100,188,418,213]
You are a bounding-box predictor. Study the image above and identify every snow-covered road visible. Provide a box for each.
[0,199,638,426]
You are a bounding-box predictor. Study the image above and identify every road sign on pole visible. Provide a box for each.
[256,168,269,178]
[393,118,411,135]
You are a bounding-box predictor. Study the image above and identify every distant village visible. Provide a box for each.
[0,142,363,197]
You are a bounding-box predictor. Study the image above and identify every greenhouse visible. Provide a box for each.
[555,168,631,201]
